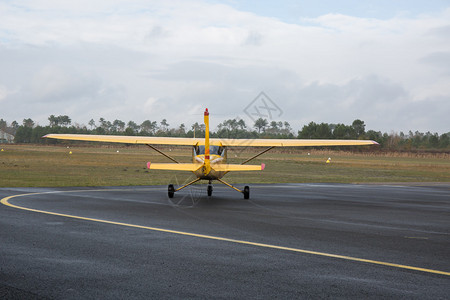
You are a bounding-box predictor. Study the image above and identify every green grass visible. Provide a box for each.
[0,144,449,187]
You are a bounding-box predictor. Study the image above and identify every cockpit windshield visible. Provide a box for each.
[194,145,224,156]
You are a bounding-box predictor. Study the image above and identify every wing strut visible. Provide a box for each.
[240,146,275,165]
[216,178,243,193]
[175,178,202,192]
[146,144,180,163]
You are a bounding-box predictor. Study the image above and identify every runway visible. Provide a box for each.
[1,184,449,299]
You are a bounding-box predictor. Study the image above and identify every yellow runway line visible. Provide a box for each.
[2,190,449,277]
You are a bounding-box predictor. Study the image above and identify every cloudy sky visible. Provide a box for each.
[1,0,449,134]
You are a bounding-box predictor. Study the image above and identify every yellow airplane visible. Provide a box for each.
[44,108,378,199]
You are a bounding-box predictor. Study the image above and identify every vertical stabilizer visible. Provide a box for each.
[204,108,211,175]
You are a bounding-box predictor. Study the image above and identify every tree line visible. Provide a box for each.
[1,115,448,151]
[297,120,449,150]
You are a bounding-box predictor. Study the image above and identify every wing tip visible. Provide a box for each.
[147,162,151,169]
[261,163,265,171]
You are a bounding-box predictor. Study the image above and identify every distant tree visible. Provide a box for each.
[191,122,201,131]
[105,121,112,132]
[9,112,450,150]
[160,119,169,131]
[99,118,113,132]
[95,126,106,135]
[216,118,250,138]
[269,121,279,132]
[14,126,33,142]
[59,115,71,127]
[284,122,291,131]
[253,118,268,133]
[439,133,449,148]
[298,121,332,139]
[187,122,206,138]
[428,132,439,148]
[411,131,424,148]
[126,121,140,134]
[385,132,402,150]
[298,122,317,138]
[352,119,366,137]
[48,115,71,127]
[48,115,58,127]
[317,123,332,138]
[140,120,158,134]
[237,119,246,130]
[140,120,151,133]
[0,118,6,130]
[113,119,125,132]
[190,122,203,137]
[218,119,232,131]
[218,118,248,132]
[124,127,135,136]
[333,124,352,139]
[366,130,382,143]
[266,120,288,135]
[88,119,96,129]
[23,118,34,128]
[177,123,186,135]
[221,119,232,130]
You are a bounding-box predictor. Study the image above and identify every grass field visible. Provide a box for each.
[1,144,449,187]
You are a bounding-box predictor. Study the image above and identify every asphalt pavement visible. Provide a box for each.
[1,183,449,299]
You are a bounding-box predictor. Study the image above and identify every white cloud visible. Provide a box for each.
[0,85,12,102]
[30,65,99,101]
[0,1,449,133]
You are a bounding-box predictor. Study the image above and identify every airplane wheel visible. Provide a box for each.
[243,186,250,199]
[168,184,175,198]
[207,185,213,196]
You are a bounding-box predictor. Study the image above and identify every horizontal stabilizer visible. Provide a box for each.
[147,162,202,171]
[212,163,264,172]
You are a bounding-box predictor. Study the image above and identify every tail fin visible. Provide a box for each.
[204,108,211,175]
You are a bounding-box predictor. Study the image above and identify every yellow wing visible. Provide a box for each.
[44,134,203,145]
[44,134,378,147]
[213,138,378,147]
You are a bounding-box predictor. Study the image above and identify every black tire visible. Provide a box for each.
[168,184,175,198]
[243,186,250,199]
[207,185,213,197]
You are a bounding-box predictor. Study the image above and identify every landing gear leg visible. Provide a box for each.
[207,180,213,196]
[207,180,212,197]
[216,178,251,200]
[167,178,202,198]
[207,184,213,196]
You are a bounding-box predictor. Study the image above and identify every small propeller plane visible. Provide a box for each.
[44,108,378,199]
